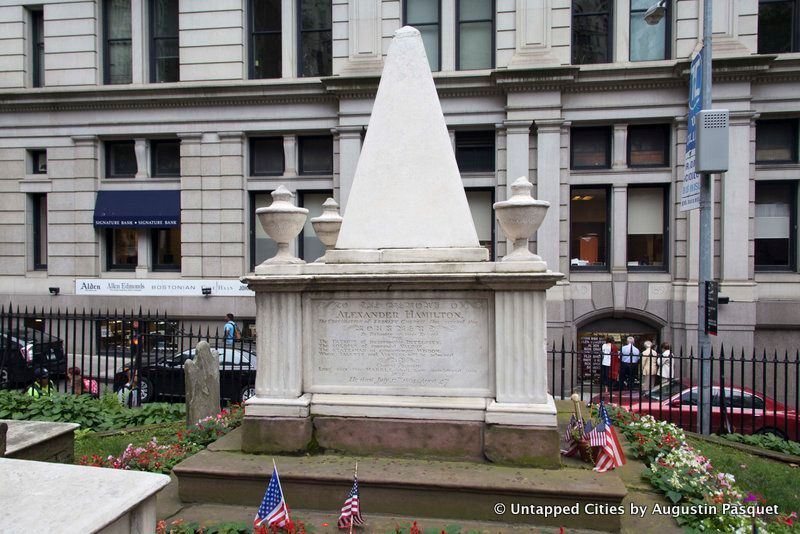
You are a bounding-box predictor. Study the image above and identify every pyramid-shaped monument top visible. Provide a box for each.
[328,26,489,264]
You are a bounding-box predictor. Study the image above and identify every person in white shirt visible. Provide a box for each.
[619,336,640,389]
[600,336,616,395]
[659,341,673,382]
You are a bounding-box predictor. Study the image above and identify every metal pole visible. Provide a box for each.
[698,0,713,435]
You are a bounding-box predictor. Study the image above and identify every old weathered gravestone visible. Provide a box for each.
[0,422,7,457]
[184,341,220,427]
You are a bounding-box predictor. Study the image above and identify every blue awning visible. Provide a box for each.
[93,190,180,228]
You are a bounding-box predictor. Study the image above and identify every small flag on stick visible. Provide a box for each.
[254,459,291,533]
[337,462,365,531]
[588,402,626,473]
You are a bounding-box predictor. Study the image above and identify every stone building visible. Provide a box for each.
[0,0,798,352]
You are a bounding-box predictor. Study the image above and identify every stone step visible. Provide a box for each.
[174,442,627,532]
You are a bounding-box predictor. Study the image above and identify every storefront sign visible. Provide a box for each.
[75,279,255,297]
[680,49,703,212]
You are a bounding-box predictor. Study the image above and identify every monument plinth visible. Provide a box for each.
[243,27,563,467]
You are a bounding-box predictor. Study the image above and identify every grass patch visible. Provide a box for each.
[75,420,185,461]
[686,436,800,515]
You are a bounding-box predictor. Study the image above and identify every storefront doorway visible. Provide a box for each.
[577,315,661,382]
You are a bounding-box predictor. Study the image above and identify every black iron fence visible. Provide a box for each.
[548,339,800,442]
[0,306,256,408]
[3,305,798,442]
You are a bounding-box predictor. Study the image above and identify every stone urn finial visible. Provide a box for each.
[310,198,343,263]
[256,185,309,264]
[493,177,550,263]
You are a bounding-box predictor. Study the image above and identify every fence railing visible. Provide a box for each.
[0,306,256,408]
[2,305,798,442]
[548,340,800,442]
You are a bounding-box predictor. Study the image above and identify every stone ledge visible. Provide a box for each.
[174,450,627,532]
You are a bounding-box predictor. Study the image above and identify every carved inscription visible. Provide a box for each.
[310,296,490,394]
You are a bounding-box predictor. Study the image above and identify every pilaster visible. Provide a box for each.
[535,119,563,270]
[721,112,754,282]
[253,292,305,399]
[334,126,362,213]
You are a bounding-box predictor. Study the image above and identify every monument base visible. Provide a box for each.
[242,394,560,468]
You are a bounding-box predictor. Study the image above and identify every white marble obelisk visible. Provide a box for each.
[328,27,488,264]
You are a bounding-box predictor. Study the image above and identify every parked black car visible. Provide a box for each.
[0,327,67,389]
[137,346,256,404]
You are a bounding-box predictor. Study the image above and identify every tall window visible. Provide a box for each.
[106,141,137,178]
[299,191,331,261]
[152,227,180,270]
[31,9,44,87]
[755,182,797,270]
[150,0,179,82]
[404,0,440,71]
[31,193,47,270]
[572,0,612,64]
[104,0,132,84]
[151,140,181,177]
[758,0,798,53]
[250,137,284,175]
[571,126,611,169]
[457,0,494,70]
[298,0,332,77]
[106,228,138,270]
[627,186,667,270]
[756,119,798,163]
[249,0,281,79]
[630,0,668,61]
[298,135,333,174]
[455,131,495,172]
[466,189,494,259]
[570,187,609,269]
[628,124,670,167]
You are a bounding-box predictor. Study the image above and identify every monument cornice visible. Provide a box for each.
[243,270,564,292]
[0,81,336,112]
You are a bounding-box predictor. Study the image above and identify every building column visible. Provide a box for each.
[134,139,148,179]
[441,0,456,71]
[504,120,533,258]
[612,124,627,169]
[336,126,362,214]
[283,135,298,177]
[504,120,532,183]
[535,119,563,271]
[611,185,628,311]
[178,132,203,277]
[281,0,296,78]
[721,113,753,281]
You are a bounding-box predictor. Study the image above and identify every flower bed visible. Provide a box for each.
[604,405,797,533]
[79,405,243,474]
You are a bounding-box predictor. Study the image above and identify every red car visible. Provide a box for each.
[606,383,799,441]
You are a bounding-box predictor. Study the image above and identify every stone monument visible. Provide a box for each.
[185,341,221,427]
[242,26,563,466]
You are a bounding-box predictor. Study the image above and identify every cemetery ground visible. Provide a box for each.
[3,391,798,532]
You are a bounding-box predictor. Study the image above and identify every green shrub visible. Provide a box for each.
[0,390,184,431]
[722,432,800,457]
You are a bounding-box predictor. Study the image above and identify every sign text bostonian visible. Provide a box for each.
[308,295,491,395]
[75,279,255,297]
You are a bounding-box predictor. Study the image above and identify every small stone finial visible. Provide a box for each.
[493,177,550,265]
[311,198,344,263]
[255,184,309,264]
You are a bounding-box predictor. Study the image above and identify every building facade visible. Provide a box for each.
[1,0,799,351]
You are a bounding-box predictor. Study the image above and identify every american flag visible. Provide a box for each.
[560,414,579,457]
[254,465,290,533]
[588,402,626,472]
[337,476,365,530]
